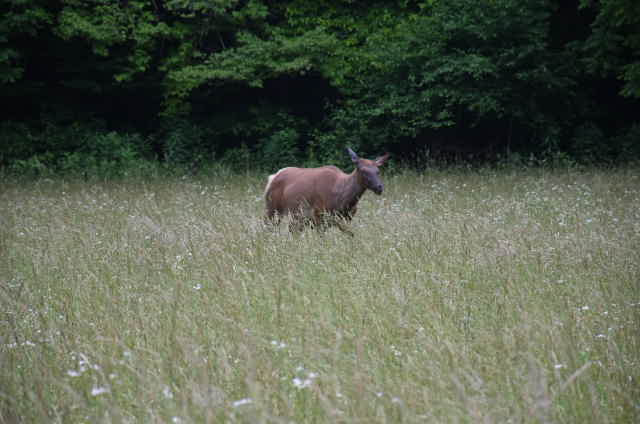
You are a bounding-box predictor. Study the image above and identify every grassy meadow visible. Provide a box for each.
[1,166,639,423]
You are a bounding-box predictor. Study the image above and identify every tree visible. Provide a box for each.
[320,0,580,157]
[580,0,640,98]
[0,0,52,84]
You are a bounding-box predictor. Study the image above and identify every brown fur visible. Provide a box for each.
[264,149,389,235]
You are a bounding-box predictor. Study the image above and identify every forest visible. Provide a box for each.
[1,0,639,175]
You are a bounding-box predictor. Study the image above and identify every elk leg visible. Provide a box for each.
[288,212,307,233]
[330,212,354,236]
[312,210,330,233]
[264,208,281,228]
[334,219,354,237]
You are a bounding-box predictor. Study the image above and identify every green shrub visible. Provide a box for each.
[305,131,355,169]
[8,153,55,177]
[219,143,253,171]
[259,127,300,171]
[0,122,40,167]
[2,121,154,177]
[613,123,640,162]
[571,122,608,163]
[55,131,151,177]
[162,120,210,166]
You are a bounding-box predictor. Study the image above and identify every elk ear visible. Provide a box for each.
[375,153,390,166]
[347,147,360,164]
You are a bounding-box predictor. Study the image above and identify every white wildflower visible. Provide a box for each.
[232,398,253,407]
[390,345,402,357]
[292,377,313,389]
[163,386,174,399]
[91,386,109,396]
[292,367,318,389]
[270,340,286,349]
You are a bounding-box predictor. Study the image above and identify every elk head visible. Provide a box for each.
[347,147,390,195]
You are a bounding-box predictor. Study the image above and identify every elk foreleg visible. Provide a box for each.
[326,212,354,236]
[264,207,282,230]
[288,214,311,233]
[333,219,354,237]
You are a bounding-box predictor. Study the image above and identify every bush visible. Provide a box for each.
[57,131,151,177]
[162,120,210,167]
[570,122,608,163]
[212,110,310,171]
[219,143,253,171]
[8,153,55,177]
[306,130,357,169]
[613,123,640,162]
[259,127,300,171]
[2,120,154,177]
[0,122,41,167]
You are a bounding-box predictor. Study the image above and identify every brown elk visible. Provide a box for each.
[264,148,390,235]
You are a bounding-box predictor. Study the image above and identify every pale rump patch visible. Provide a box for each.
[264,167,292,198]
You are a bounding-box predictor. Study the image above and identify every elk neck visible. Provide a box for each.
[336,169,367,210]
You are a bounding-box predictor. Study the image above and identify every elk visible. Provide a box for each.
[264,148,390,235]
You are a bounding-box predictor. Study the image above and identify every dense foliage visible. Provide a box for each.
[1,0,638,174]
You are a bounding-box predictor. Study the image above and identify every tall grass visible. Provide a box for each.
[1,167,639,423]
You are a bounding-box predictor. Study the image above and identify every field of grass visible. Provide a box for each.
[1,166,639,423]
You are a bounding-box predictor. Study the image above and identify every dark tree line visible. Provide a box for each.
[1,0,639,174]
